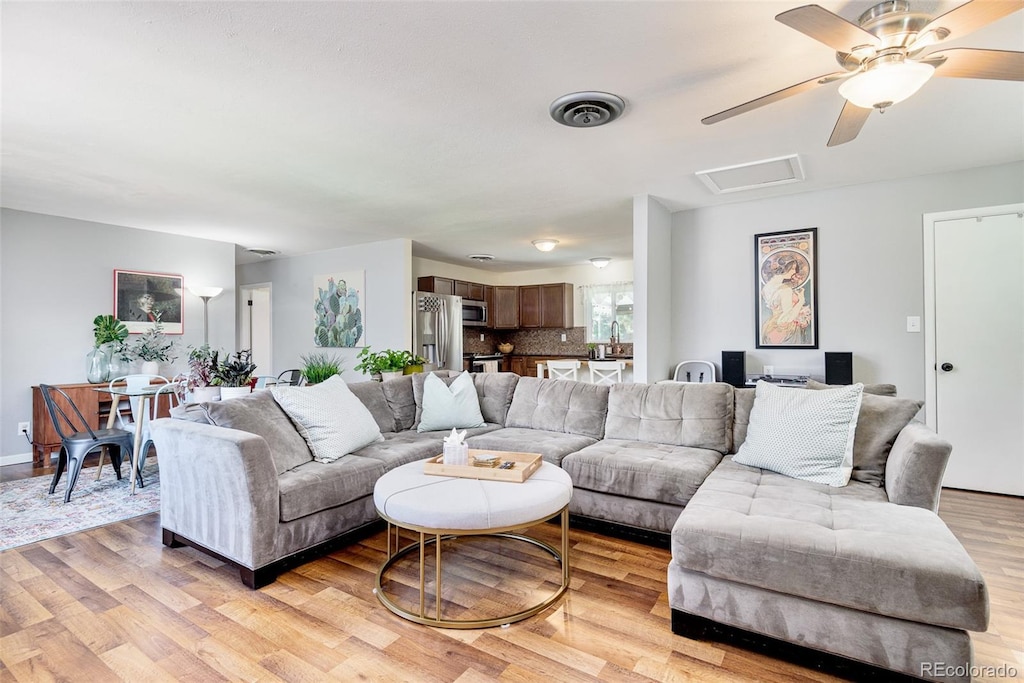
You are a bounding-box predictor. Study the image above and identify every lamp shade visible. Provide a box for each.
[189,285,224,299]
[589,257,612,269]
[532,239,559,252]
[838,61,935,109]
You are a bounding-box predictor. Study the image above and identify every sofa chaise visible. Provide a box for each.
[150,372,987,682]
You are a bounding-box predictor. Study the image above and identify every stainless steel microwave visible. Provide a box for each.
[462,299,487,327]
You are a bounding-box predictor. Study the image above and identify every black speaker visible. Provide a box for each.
[722,351,746,388]
[825,352,853,385]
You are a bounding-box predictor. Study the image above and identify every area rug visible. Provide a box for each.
[0,464,160,551]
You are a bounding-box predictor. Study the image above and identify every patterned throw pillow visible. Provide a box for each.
[272,376,384,464]
[417,372,486,432]
[734,381,864,487]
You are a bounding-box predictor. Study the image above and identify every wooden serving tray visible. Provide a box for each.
[422,450,543,483]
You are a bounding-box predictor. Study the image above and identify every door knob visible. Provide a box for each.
[940,362,954,372]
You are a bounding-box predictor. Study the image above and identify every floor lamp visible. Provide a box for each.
[189,286,223,345]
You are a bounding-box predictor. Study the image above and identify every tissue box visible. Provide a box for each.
[423,450,542,483]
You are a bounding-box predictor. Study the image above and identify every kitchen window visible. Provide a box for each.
[581,282,633,343]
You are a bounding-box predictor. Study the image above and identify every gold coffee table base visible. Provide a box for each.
[374,506,570,629]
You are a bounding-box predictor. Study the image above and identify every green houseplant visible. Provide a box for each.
[354,347,412,381]
[87,315,131,383]
[214,349,257,387]
[129,315,177,374]
[300,352,344,385]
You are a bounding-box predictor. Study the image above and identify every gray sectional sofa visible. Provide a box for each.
[150,371,987,682]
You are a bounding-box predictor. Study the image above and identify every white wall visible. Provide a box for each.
[669,161,1024,398]
[0,209,236,461]
[237,239,413,382]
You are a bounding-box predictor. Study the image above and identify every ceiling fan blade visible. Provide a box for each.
[776,5,880,52]
[702,71,851,125]
[930,47,1024,80]
[909,0,1024,52]
[827,101,872,147]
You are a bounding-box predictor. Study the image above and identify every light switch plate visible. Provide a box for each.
[906,316,921,333]
[561,333,567,342]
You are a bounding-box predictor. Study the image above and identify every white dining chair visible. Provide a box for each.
[97,374,170,480]
[589,360,625,385]
[671,360,716,383]
[546,359,582,381]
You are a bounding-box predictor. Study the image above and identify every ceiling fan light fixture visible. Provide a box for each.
[589,257,612,269]
[838,60,935,109]
[532,239,559,252]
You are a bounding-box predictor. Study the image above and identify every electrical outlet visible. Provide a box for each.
[17,421,30,436]
[561,333,567,342]
[763,365,775,377]
[480,333,485,341]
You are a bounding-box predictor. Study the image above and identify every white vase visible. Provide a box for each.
[140,360,160,376]
[190,386,221,403]
[218,386,252,400]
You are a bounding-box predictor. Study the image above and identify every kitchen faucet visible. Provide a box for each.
[610,320,619,346]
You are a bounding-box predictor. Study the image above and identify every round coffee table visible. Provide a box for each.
[373,458,573,629]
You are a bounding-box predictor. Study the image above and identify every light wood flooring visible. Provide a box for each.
[0,467,1020,682]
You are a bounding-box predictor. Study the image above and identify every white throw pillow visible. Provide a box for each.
[733,380,864,487]
[417,371,486,433]
[272,375,383,464]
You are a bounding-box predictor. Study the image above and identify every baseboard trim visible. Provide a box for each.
[670,609,927,682]
[162,518,387,589]
[0,452,34,467]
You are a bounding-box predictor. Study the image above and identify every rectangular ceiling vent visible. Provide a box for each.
[696,154,805,194]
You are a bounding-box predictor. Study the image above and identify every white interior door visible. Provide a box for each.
[926,207,1023,496]
[240,284,272,376]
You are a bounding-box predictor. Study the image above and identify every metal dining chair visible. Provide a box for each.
[589,360,625,385]
[39,384,136,503]
[276,369,304,386]
[546,359,582,381]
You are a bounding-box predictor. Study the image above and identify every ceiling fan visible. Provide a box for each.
[703,0,1024,146]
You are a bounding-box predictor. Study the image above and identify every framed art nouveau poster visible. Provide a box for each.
[755,228,818,349]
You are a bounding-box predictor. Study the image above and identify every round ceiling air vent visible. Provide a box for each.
[549,91,625,128]
[467,254,494,262]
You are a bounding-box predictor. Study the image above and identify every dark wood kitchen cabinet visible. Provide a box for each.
[492,286,519,329]
[520,283,573,328]
[454,280,485,301]
[483,285,494,329]
[417,276,454,295]
[509,356,526,376]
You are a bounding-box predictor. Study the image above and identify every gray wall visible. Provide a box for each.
[236,239,413,383]
[0,209,236,461]
[669,161,1024,398]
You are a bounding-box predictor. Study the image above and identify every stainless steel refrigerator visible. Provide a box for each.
[412,291,463,371]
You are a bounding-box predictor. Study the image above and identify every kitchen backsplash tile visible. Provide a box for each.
[463,328,632,357]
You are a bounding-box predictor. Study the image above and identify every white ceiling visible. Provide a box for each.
[2,1,1022,271]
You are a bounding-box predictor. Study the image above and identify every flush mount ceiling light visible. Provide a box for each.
[246,247,278,257]
[467,254,494,262]
[532,239,559,252]
[589,257,612,269]
[549,91,625,128]
[837,56,935,109]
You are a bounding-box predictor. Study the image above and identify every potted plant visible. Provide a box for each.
[87,315,130,383]
[403,353,428,375]
[129,315,177,375]
[174,345,221,402]
[354,347,412,382]
[300,352,344,385]
[214,349,257,399]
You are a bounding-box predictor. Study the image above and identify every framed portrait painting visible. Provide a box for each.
[114,270,184,334]
[755,228,818,349]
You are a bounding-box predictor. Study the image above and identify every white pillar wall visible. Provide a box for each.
[633,194,674,384]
